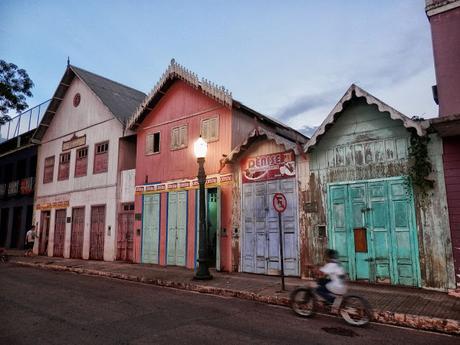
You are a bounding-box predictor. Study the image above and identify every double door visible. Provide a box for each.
[117,210,134,262]
[53,209,66,257]
[89,205,105,260]
[328,178,420,286]
[142,194,161,264]
[70,207,85,259]
[167,191,187,266]
[242,178,299,276]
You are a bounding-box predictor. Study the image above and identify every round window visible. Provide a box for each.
[73,93,81,107]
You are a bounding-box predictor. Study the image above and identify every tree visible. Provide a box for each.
[0,60,34,125]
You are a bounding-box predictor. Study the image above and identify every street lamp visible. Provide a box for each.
[193,136,212,280]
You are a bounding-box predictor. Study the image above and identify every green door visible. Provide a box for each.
[167,191,187,266]
[142,194,160,264]
[328,177,420,287]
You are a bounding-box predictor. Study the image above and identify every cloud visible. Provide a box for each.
[297,125,318,137]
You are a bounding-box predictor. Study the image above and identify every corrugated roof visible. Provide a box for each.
[304,84,428,152]
[32,65,146,141]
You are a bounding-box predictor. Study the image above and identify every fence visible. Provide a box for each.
[0,99,51,142]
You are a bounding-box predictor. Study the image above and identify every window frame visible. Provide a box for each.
[170,124,188,151]
[145,131,161,155]
[200,116,219,143]
[57,152,71,181]
[75,146,89,178]
[93,141,109,174]
[43,156,55,184]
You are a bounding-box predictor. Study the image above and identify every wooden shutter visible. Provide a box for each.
[94,142,109,174]
[145,134,153,154]
[43,156,55,183]
[75,147,88,177]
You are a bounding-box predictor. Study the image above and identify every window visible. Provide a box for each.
[145,132,160,154]
[94,141,109,174]
[75,146,88,177]
[170,125,188,150]
[201,117,219,142]
[43,156,55,183]
[58,152,71,180]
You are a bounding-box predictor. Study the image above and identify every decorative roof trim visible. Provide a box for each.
[220,127,300,171]
[128,59,232,129]
[303,84,427,152]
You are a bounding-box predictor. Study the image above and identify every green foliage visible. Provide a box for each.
[0,60,34,125]
[407,131,434,199]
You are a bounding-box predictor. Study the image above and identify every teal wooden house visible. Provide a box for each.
[301,84,455,291]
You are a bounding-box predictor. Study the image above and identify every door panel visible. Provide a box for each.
[53,209,66,257]
[167,191,187,266]
[242,184,255,272]
[167,192,178,265]
[89,206,105,260]
[70,208,84,259]
[117,211,134,262]
[39,211,50,255]
[142,194,160,264]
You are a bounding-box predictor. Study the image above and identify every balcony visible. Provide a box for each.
[7,181,19,196]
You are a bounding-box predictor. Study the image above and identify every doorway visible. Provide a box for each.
[70,207,85,259]
[142,194,161,264]
[89,205,105,260]
[167,191,187,266]
[39,211,51,255]
[117,203,134,262]
[53,209,66,257]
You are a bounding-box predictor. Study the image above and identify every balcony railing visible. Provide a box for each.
[0,99,51,142]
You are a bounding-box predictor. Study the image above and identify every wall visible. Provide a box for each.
[34,77,124,261]
[307,98,455,289]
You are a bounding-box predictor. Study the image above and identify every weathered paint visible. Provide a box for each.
[34,76,134,261]
[307,97,455,290]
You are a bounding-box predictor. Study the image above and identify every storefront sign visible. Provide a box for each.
[62,134,86,151]
[241,151,295,183]
[36,200,70,210]
[136,174,233,194]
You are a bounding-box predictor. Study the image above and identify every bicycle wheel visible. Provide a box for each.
[339,295,372,326]
[290,287,316,317]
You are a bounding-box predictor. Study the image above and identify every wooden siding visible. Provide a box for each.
[307,97,455,290]
[443,137,460,287]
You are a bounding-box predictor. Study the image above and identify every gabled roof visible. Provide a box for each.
[126,59,308,144]
[219,127,303,171]
[304,84,428,152]
[33,65,146,141]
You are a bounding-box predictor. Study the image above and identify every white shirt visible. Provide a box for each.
[320,261,348,295]
[26,229,37,243]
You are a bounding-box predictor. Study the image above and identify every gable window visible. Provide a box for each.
[58,152,71,181]
[170,125,188,150]
[201,117,219,142]
[43,156,55,184]
[145,132,160,155]
[94,141,109,174]
[75,146,88,177]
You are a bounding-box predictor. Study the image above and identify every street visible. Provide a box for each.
[0,264,457,345]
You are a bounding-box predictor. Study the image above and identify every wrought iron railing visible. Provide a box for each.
[0,99,51,142]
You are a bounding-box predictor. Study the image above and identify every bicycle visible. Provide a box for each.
[290,279,372,327]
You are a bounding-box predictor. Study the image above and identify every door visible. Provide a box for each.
[70,207,85,259]
[89,205,105,260]
[167,191,187,266]
[117,209,134,262]
[328,178,420,286]
[142,194,161,264]
[39,211,51,255]
[53,209,66,257]
[242,179,299,276]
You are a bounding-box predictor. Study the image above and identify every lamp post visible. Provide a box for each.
[193,136,212,280]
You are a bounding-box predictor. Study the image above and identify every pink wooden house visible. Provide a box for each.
[127,60,307,274]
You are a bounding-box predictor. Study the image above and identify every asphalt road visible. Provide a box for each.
[0,264,457,345]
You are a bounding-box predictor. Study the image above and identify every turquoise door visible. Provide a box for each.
[167,191,187,266]
[328,177,420,287]
[142,194,160,264]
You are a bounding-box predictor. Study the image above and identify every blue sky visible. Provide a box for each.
[1,0,437,133]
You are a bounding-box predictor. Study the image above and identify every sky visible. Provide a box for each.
[1,0,438,135]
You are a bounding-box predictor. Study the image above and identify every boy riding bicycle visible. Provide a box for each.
[316,249,347,304]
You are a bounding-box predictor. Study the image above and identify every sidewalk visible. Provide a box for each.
[6,251,460,335]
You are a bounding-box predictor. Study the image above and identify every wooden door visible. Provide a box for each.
[117,211,134,262]
[90,205,105,260]
[39,211,50,255]
[167,191,187,266]
[142,194,160,264]
[70,207,85,259]
[53,209,67,257]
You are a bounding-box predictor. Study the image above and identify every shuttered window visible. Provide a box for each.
[58,152,71,181]
[171,125,188,150]
[201,117,219,142]
[145,132,160,154]
[43,156,55,183]
[75,146,88,177]
[93,141,109,174]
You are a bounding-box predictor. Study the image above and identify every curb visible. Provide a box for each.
[13,261,460,335]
